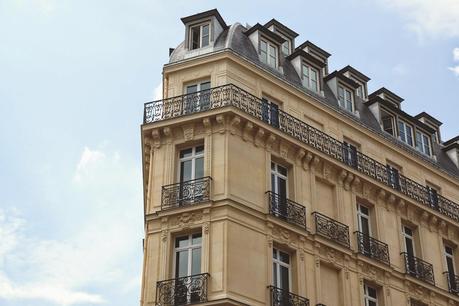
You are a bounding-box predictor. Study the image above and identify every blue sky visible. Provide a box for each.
[0,0,458,305]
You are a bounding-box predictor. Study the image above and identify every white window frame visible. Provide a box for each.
[302,63,319,92]
[402,225,416,256]
[189,22,211,50]
[416,130,432,156]
[363,283,378,306]
[271,162,288,197]
[272,247,291,291]
[398,120,414,146]
[338,84,354,112]
[184,80,211,113]
[380,109,395,136]
[178,145,205,182]
[445,245,456,274]
[260,38,278,68]
[173,233,202,278]
[357,204,371,236]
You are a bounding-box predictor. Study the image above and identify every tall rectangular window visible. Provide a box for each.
[426,185,439,209]
[260,39,278,68]
[179,146,204,183]
[273,248,291,292]
[190,23,210,50]
[403,225,417,276]
[184,81,211,113]
[445,245,458,293]
[363,283,378,306]
[357,204,372,256]
[302,63,319,92]
[342,141,358,168]
[386,164,400,190]
[381,110,395,136]
[261,97,280,128]
[415,130,432,156]
[338,85,354,112]
[398,120,414,146]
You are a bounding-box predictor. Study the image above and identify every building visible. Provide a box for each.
[140,9,459,306]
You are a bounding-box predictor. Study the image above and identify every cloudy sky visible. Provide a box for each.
[0,0,458,305]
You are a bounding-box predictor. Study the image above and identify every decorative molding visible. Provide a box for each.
[229,116,241,135]
[337,169,347,186]
[351,176,361,193]
[242,121,254,141]
[254,128,265,147]
[202,117,212,135]
[266,134,276,152]
[303,152,314,170]
[279,141,289,160]
[295,149,305,166]
[216,114,226,134]
[151,129,161,148]
[181,124,194,142]
[344,173,354,191]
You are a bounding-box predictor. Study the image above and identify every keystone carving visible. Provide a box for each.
[181,124,193,141]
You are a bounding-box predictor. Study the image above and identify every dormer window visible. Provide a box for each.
[416,130,432,156]
[260,39,278,68]
[190,22,210,49]
[338,85,354,112]
[281,39,290,56]
[380,109,396,136]
[398,120,414,146]
[302,63,319,92]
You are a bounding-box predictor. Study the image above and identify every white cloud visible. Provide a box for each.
[154,81,162,100]
[376,0,459,39]
[0,146,142,305]
[449,66,459,77]
[454,48,459,62]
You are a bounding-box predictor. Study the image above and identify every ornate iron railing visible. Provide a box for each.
[313,212,350,248]
[156,273,210,306]
[267,191,306,229]
[161,177,212,210]
[401,253,435,286]
[144,84,459,223]
[355,231,390,265]
[444,271,459,295]
[410,299,428,306]
[268,286,309,306]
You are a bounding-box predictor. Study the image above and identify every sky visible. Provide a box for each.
[0,0,458,305]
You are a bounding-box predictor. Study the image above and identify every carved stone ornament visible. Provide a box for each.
[182,124,194,141]
[265,134,276,152]
[254,128,265,147]
[229,116,241,135]
[279,141,289,160]
[242,121,254,142]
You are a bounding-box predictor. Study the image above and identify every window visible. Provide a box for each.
[184,81,211,114]
[403,225,417,275]
[272,248,291,293]
[444,245,458,292]
[398,120,414,146]
[363,283,378,306]
[426,185,439,210]
[262,97,280,128]
[260,39,278,68]
[386,164,400,190]
[271,162,288,198]
[342,141,358,168]
[281,40,290,56]
[380,110,395,136]
[190,23,210,50]
[357,204,372,256]
[338,85,354,112]
[179,146,204,183]
[415,130,432,156]
[174,233,202,304]
[302,63,319,92]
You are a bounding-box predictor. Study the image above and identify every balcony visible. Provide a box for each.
[312,212,350,249]
[156,273,210,306]
[267,191,306,229]
[401,253,435,286]
[161,177,212,210]
[143,84,459,223]
[355,231,390,266]
[410,299,428,306]
[444,272,459,295]
[268,286,309,306]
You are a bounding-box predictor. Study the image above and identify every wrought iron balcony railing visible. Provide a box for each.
[144,84,459,223]
[444,271,459,295]
[355,231,390,266]
[401,252,435,286]
[268,286,310,306]
[156,273,210,306]
[267,191,306,229]
[161,177,212,210]
[313,212,350,248]
[410,299,428,306]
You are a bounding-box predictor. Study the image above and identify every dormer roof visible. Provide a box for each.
[369,87,404,108]
[244,23,286,44]
[296,40,331,59]
[444,136,459,147]
[264,18,299,39]
[324,70,360,89]
[415,112,443,127]
[286,49,326,68]
[181,9,228,29]
[339,65,371,82]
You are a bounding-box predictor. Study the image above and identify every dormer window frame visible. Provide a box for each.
[259,36,279,69]
[274,31,291,56]
[415,129,432,157]
[188,20,211,50]
[301,61,320,93]
[397,119,414,147]
[338,83,355,113]
[380,107,396,137]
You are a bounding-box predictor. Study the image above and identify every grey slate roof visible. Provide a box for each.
[168,22,459,179]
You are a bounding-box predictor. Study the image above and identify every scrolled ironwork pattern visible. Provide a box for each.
[144,84,459,223]
[355,231,390,265]
[161,177,212,210]
[313,212,350,248]
[444,272,459,295]
[267,191,306,229]
[401,252,435,286]
[268,286,310,306]
[155,273,210,306]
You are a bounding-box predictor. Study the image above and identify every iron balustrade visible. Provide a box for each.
[444,272,459,295]
[401,252,435,286]
[267,191,306,229]
[155,273,210,306]
[355,231,390,266]
[410,299,428,306]
[268,286,310,306]
[312,212,350,248]
[144,84,459,223]
[161,177,212,210]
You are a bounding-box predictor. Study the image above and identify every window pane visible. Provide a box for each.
[368,286,377,298]
[200,82,211,91]
[186,85,198,94]
[191,248,201,275]
[180,160,192,182]
[180,148,193,158]
[280,265,289,291]
[192,233,202,245]
[196,145,204,154]
[176,250,189,277]
[195,157,204,179]
[201,25,209,47]
[273,263,278,286]
[278,165,287,176]
[176,236,189,248]
[191,26,200,50]
[273,248,278,259]
[279,251,290,264]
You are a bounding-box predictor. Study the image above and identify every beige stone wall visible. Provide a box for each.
[140,51,459,306]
